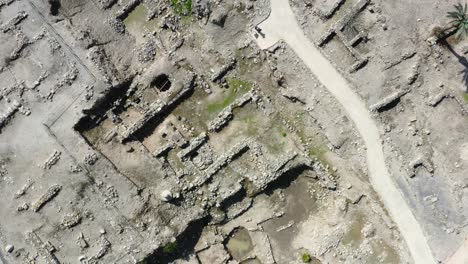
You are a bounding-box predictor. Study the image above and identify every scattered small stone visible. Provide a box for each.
[84,153,99,165]
[362,223,375,238]
[62,212,82,228]
[41,150,61,170]
[70,165,82,173]
[17,203,29,211]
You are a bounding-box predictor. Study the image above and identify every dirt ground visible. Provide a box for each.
[0,0,466,263]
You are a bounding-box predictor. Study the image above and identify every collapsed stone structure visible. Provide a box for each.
[317,0,370,73]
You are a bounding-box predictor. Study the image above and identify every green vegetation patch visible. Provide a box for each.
[309,144,336,176]
[240,114,259,136]
[123,4,159,40]
[206,78,252,114]
[463,92,468,102]
[308,145,326,161]
[235,48,259,76]
[227,78,253,93]
[301,252,312,263]
[170,0,192,16]
[279,127,287,137]
[162,241,178,254]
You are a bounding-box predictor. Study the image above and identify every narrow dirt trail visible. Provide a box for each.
[253,0,435,263]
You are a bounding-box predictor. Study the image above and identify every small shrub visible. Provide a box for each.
[301,252,312,263]
[162,241,178,254]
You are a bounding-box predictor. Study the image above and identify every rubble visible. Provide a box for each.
[0,0,464,263]
[314,0,346,19]
[369,88,409,112]
[26,231,59,264]
[317,0,370,46]
[198,140,251,186]
[0,11,27,33]
[177,132,208,160]
[9,31,30,61]
[426,90,453,107]
[118,73,195,142]
[41,150,61,169]
[383,51,417,70]
[84,153,99,165]
[14,179,33,198]
[0,100,20,129]
[211,58,236,83]
[208,107,233,132]
[153,142,175,158]
[96,0,117,9]
[193,0,211,19]
[61,212,82,228]
[17,203,29,211]
[31,184,62,212]
[226,198,253,220]
[89,236,111,260]
[208,91,255,132]
[114,0,141,20]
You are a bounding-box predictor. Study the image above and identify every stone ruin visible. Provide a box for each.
[316,0,370,73]
[70,54,337,262]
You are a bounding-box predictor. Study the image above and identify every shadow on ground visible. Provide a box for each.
[441,39,468,92]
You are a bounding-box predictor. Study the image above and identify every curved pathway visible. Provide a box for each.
[253,0,435,263]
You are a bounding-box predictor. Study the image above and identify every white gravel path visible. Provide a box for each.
[252,1,436,263]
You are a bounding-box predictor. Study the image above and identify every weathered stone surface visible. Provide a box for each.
[31,185,62,212]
